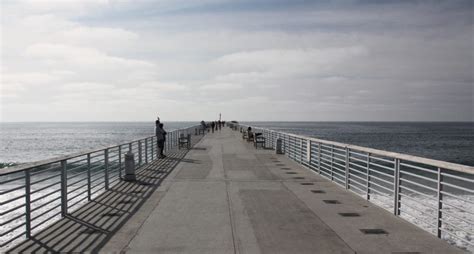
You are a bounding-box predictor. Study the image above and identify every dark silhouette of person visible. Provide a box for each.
[155,122,167,158]
[211,121,215,133]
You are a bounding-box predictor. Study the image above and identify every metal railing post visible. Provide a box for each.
[317,143,321,174]
[60,160,68,217]
[330,145,334,181]
[306,140,311,164]
[151,137,154,160]
[25,169,31,238]
[87,154,91,200]
[129,142,132,152]
[104,149,109,190]
[366,153,371,200]
[300,139,303,163]
[437,167,443,238]
[394,158,401,215]
[345,147,349,189]
[118,146,122,179]
[145,138,148,164]
[138,140,142,166]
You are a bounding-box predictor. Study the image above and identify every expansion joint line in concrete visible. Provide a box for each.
[225,180,239,254]
[119,137,203,253]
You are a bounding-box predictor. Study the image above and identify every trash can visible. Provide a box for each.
[124,151,136,181]
[276,138,283,154]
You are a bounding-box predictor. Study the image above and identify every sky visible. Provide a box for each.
[0,0,473,122]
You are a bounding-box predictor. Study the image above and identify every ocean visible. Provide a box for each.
[1,121,473,167]
[0,121,472,251]
[242,121,474,167]
[0,122,197,167]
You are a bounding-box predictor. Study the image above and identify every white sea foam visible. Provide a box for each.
[369,193,473,253]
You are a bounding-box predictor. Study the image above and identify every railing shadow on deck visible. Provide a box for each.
[6,147,196,253]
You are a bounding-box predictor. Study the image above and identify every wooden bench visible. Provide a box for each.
[179,133,191,149]
[254,133,265,148]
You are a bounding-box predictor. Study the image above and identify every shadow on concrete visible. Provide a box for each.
[7,136,203,253]
[165,157,200,164]
[190,147,207,151]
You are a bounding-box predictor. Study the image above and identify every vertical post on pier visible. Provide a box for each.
[151,137,154,160]
[24,169,31,238]
[60,160,68,217]
[345,147,349,189]
[393,158,401,215]
[139,140,143,166]
[306,140,311,165]
[330,145,334,181]
[317,143,321,174]
[300,139,303,164]
[118,146,122,179]
[271,131,275,149]
[87,153,91,200]
[366,153,371,200]
[104,149,109,190]
[129,142,132,153]
[145,138,148,164]
[436,167,443,238]
[287,135,291,159]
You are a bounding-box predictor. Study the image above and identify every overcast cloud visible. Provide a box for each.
[1,0,473,121]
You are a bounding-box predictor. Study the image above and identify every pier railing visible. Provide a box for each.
[240,124,473,248]
[0,125,200,249]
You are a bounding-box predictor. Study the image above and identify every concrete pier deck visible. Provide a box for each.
[9,127,465,253]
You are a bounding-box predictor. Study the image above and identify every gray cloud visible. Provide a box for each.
[1,0,472,121]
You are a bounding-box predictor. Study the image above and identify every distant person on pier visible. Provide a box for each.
[218,120,222,130]
[211,121,215,133]
[155,123,167,158]
[200,120,206,134]
[247,126,253,141]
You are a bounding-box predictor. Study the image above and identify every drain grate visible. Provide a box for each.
[300,183,314,185]
[323,200,341,204]
[338,212,360,217]
[360,229,388,235]
[286,172,297,174]
[311,190,325,193]
[102,212,122,217]
[130,190,142,193]
[293,177,305,180]
[118,200,134,204]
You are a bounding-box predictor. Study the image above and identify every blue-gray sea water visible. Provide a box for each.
[0,121,473,167]
[241,122,474,167]
[0,122,197,166]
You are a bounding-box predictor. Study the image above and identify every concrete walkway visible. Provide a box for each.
[103,128,464,254]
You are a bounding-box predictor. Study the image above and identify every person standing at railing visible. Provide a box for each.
[155,122,167,158]
[211,121,215,133]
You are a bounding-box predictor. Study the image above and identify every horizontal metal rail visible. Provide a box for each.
[0,124,201,250]
[239,123,474,249]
